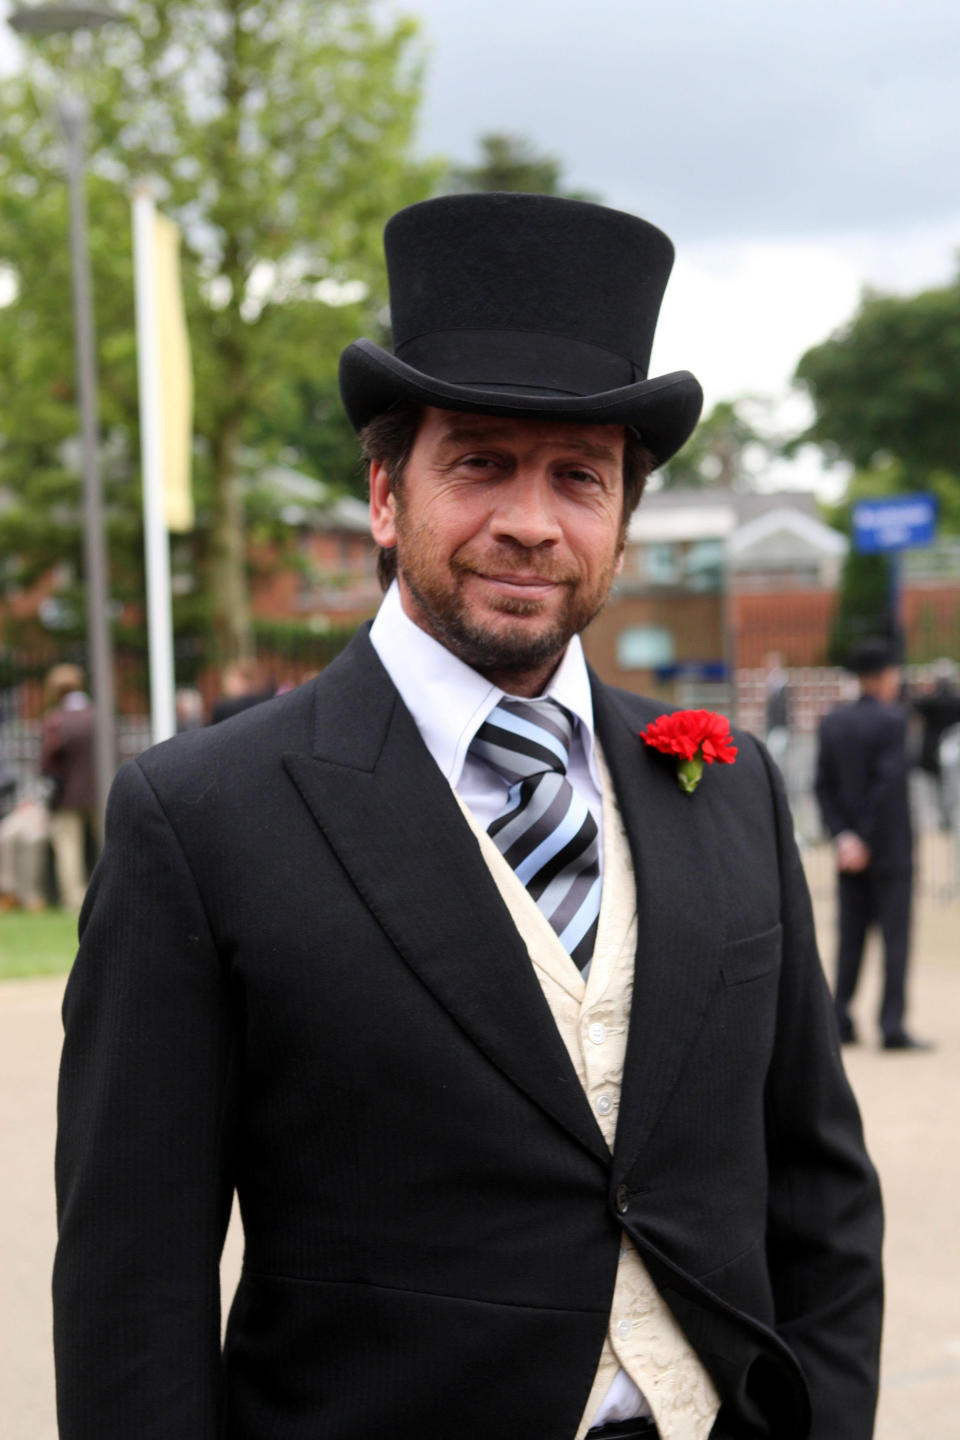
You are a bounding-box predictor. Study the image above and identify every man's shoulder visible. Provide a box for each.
[590,677,674,729]
[592,677,748,741]
[820,699,857,734]
[131,628,391,803]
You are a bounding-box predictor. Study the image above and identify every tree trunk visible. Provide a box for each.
[209,407,252,661]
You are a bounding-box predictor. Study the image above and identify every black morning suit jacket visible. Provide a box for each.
[54,628,883,1440]
[815,695,912,873]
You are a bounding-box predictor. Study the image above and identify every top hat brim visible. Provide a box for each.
[339,339,703,469]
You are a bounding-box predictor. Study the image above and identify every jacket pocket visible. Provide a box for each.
[720,922,782,987]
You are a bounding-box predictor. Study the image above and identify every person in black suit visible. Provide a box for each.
[54,196,882,1440]
[815,638,928,1050]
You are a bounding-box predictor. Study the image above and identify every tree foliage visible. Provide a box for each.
[660,399,772,490]
[446,132,598,201]
[793,275,960,657]
[792,272,960,504]
[0,0,435,655]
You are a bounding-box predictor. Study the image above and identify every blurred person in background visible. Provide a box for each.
[175,685,206,732]
[815,638,929,1051]
[762,650,791,777]
[210,658,273,724]
[912,657,960,831]
[0,778,50,912]
[0,694,49,912]
[0,698,17,819]
[40,664,95,913]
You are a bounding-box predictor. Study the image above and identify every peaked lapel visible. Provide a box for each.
[591,680,726,1186]
[282,630,609,1169]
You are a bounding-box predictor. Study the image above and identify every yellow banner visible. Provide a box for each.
[154,212,194,533]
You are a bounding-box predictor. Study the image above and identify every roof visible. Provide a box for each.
[727,506,848,560]
[627,486,824,545]
[256,463,370,534]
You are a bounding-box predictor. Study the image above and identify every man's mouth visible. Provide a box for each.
[458,560,573,587]
[473,572,566,597]
[484,572,560,585]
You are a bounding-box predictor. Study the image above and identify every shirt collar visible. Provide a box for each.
[369,581,599,788]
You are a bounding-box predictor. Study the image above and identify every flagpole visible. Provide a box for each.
[132,185,177,744]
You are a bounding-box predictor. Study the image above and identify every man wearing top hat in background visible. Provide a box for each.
[815,636,929,1051]
[54,194,883,1440]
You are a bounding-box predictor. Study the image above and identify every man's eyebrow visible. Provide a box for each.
[438,426,619,463]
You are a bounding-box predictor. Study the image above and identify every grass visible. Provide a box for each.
[0,909,78,979]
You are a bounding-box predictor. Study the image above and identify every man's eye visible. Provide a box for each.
[561,467,601,485]
[459,454,499,470]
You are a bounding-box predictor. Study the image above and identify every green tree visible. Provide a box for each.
[660,398,770,490]
[826,549,893,666]
[792,272,960,510]
[817,467,896,664]
[0,0,434,656]
[818,459,960,663]
[793,278,960,658]
[446,132,598,201]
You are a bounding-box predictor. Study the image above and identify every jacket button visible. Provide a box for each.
[615,1184,629,1215]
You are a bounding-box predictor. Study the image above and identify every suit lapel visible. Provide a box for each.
[591,680,725,1186]
[282,630,609,1169]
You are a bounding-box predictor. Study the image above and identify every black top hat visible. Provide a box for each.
[847,637,900,675]
[338,193,703,467]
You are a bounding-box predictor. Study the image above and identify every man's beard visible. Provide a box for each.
[393,511,619,681]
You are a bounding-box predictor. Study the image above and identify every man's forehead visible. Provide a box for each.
[423,406,625,459]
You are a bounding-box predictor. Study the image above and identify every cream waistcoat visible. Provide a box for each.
[456,746,720,1440]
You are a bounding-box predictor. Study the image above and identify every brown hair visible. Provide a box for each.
[45,664,86,705]
[359,403,656,590]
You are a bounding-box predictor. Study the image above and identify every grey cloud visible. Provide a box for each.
[406,0,960,245]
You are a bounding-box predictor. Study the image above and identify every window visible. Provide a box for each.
[645,544,680,585]
[684,540,725,592]
[617,626,675,670]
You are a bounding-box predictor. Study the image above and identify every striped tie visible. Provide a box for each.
[470,699,601,975]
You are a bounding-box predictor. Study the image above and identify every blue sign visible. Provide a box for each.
[852,493,938,553]
[655,661,728,682]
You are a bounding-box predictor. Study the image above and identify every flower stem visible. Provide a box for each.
[677,755,704,794]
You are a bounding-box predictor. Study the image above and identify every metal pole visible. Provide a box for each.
[888,549,905,660]
[57,87,116,833]
[132,185,177,744]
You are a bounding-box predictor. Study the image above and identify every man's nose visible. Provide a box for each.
[489,474,562,547]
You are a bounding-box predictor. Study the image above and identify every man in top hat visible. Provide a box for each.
[54,195,882,1440]
[816,636,928,1051]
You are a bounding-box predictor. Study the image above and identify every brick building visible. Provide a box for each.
[583,486,960,717]
[582,488,848,708]
[248,464,380,629]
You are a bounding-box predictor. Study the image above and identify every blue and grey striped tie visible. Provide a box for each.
[470,698,601,975]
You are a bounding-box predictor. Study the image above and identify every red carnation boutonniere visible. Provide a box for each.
[641,709,738,795]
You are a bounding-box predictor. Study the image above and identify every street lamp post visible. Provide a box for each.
[8,2,126,834]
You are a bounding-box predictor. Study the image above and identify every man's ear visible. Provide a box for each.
[368,461,398,548]
[614,551,625,578]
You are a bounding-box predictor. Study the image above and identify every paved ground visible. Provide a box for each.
[2,893,958,1439]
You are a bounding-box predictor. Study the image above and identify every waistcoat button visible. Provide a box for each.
[615,1184,629,1215]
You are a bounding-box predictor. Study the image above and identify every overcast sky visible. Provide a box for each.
[398,0,960,483]
[2,0,957,486]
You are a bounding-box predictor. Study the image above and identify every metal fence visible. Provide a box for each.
[3,649,958,902]
[0,628,358,810]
